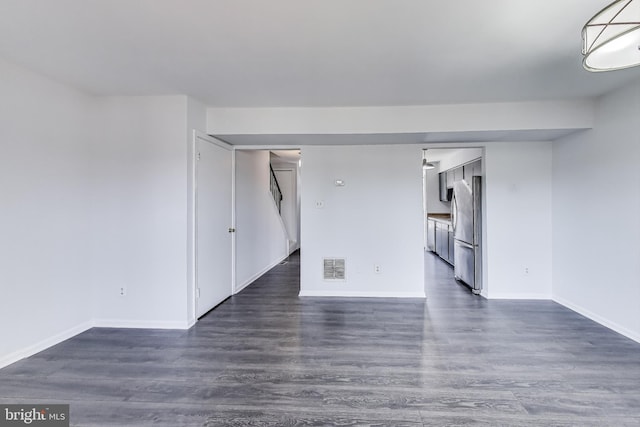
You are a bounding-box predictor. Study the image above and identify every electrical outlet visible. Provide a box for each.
[374,265,382,274]
[524,267,530,276]
[119,286,127,297]
[315,200,324,209]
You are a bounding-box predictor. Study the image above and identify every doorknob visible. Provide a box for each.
[228,228,236,233]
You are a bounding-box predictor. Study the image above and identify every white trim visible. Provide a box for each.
[234,253,290,295]
[0,321,93,369]
[553,296,640,344]
[298,290,426,298]
[92,319,191,330]
[230,148,237,294]
[187,130,197,327]
[486,293,551,300]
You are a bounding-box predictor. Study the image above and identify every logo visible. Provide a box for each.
[0,405,69,427]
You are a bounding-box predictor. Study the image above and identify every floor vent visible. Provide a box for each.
[323,258,346,280]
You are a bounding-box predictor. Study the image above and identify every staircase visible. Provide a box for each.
[270,165,296,253]
[269,165,283,214]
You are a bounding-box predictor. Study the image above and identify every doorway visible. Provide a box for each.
[233,148,302,293]
[423,148,484,295]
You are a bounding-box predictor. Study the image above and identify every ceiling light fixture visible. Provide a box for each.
[582,0,640,71]
[422,150,435,170]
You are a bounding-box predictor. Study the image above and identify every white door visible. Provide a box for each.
[196,135,233,318]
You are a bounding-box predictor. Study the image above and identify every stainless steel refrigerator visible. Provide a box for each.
[451,176,482,294]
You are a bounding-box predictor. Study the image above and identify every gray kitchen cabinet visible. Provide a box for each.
[435,221,454,265]
[453,166,463,184]
[447,167,463,189]
[446,169,454,189]
[463,159,482,183]
[427,219,436,252]
[463,163,473,183]
[436,222,447,258]
[448,225,454,263]
[439,172,451,202]
[471,159,481,178]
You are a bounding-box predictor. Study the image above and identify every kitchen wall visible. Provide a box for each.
[0,58,95,367]
[425,166,449,214]
[300,145,425,297]
[552,78,640,343]
[235,150,289,292]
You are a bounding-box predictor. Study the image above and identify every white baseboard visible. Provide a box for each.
[92,319,191,330]
[0,321,93,369]
[487,292,551,300]
[299,290,426,298]
[234,253,289,294]
[553,295,640,344]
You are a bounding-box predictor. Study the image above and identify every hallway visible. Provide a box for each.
[1,251,639,426]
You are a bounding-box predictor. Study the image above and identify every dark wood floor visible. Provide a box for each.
[2,251,640,426]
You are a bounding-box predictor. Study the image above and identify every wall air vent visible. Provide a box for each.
[323,258,346,280]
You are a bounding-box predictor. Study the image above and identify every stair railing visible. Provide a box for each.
[270,165,283,214]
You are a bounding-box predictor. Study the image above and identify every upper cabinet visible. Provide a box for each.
[463,159,481,183]
[445,167,463,189]
[439,172,451,202]
[439,159,481,202]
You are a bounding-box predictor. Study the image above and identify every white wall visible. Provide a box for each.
[235,150,289,292]
[0,58,95,366]
[90,96,190,328]
[483,141,553,299]
[208,100,594,135]
[300,145,425,297]
[553,79,640,342]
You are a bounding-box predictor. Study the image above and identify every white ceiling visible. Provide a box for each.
[1,0,640,109]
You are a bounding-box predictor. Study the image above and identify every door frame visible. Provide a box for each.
[422,144,487,298]
[188,130,236,326]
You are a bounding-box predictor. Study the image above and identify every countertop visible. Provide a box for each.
[427,213,452,224]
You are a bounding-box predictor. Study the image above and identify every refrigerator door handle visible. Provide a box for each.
[451,193,457,233]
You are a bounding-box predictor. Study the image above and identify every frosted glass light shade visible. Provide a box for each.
[422,159,435,170]
[582,0,640,71]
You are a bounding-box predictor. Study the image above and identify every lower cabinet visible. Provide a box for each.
[426,219,436,252]
[434,222,454,265]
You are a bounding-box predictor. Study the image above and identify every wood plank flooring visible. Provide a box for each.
[2,251,640,426]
